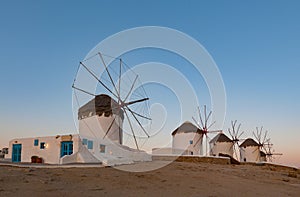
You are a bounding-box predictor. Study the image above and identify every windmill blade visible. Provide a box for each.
[228,128,233,139]
[204,105,207,128]
[118,58,122,103]
[124,110,139,150]
[237,131,244,140]
[259,126,263,142]
[193,134,203,148]
[130,110,151,120]
[103,117,116,139]
[255,127,260,142]
[206,111,212,128]
[227,143,234,152]
[197,106,204,128]
[262,130,268,144]
[124,98,149,106]
[80,62,118,99]
[72,85,96,97]
[233,120,237,129]
[231,121,236,136]
[123,75,138,102]
[192,116,203,130]
[231,120,234,129]
[237,123,241,134]
[118,114,122,144]
[256,151,261,162]
[208,130,222,133]
[253,131,259,142]
[252,148,259,154]
[207,121,216,130]
[125,106,150,137]
[98,52,119,98]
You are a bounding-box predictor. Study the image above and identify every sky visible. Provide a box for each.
[0,1,299,167]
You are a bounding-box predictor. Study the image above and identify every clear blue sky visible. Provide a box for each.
[0,1,299,167]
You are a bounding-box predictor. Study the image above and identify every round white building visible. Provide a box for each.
[172,121,203,155]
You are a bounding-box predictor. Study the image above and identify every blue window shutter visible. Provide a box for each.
[87,140,93,149]
[34,139,39,146]
[82,138,88,145]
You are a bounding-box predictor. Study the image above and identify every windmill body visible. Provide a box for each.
[239,138,261,162]
[209,133,233,157]
[72,53,153,166]
[78,94,123,144]
[172,121,203,155]
[77,94,151,166]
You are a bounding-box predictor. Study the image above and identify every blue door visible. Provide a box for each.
[12,144,22,162]
[60,141,73,157]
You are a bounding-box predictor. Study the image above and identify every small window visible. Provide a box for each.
[100,144,106,153]
[82,138,88,145]
[87,140,93,150]
[189,140,193,145]
[191,151,193,155]
[34,139,39,146]
[40,142,45,149]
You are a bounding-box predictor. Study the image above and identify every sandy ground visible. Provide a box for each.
[0,161,300,197]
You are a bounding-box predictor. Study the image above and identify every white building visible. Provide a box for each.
[172,121,203,155]
[7,134,99,164]
[209,133,233,157]
[239,138,266,162]
[7,94,151,166]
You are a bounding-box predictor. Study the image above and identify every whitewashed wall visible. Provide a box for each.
[79,114,122,144]
[78,114,151,166]
[172,133,202,155]
[210,142,233,157]
[8,135,80,164]
[240,146,260,162]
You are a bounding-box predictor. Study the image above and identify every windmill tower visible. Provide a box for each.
[72,52,152,165]
[209,132,233,157]
[239,138,260,162]
[227,120,245,160]
[171,121,203,155]
[192,105,222,155]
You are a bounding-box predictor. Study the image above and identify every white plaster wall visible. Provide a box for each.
[79,114,123,144]
[210,142,233,157]
[172,133,202,155]
[79,136,151,164]
[78,114,151,166]
[8,135,80,164]
[240,146,260,162]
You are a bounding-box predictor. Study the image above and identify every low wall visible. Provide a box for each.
[152,155,230,165]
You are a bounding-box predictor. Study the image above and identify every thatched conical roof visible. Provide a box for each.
[78,94,124,120]
[209,133,231,144]
[171,121,202,136]
[239,138,259,147]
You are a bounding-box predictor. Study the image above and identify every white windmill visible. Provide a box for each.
[72,52,152,165]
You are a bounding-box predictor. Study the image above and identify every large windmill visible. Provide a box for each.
[192,105,222,155]
[72,52,151,150]
[227,120,245,160]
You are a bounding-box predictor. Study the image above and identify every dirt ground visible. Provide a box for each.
[0,161,300,197]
